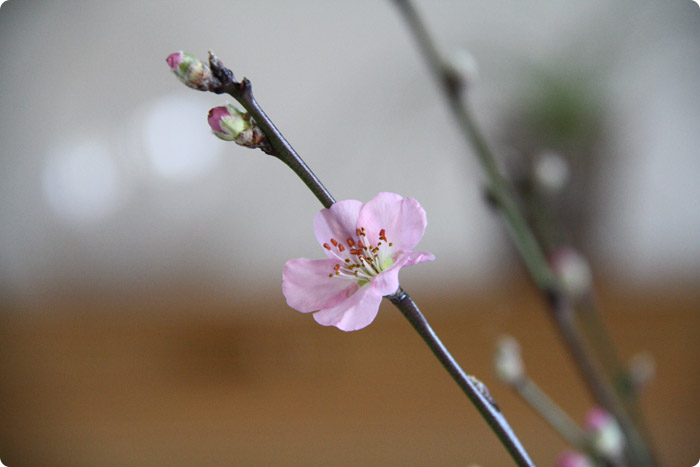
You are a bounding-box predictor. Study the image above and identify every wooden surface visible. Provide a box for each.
[1,281,698,466]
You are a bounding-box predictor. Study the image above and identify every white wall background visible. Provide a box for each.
[1,0,699,307]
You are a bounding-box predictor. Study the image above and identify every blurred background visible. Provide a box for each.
[1,0,699,465]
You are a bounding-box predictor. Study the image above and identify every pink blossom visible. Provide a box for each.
[283,192,434,331]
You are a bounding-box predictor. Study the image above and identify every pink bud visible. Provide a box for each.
[208,106,230,134]
[556,450,593,467]
[585,407,625,459]
[165,51,215,91]
[585,407,612,431]
[207,104,250,142]
[166,51,184,70]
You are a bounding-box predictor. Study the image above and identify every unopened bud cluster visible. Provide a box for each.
[167,52,271,153]
[166,51,219,91]
[208,103,268,150]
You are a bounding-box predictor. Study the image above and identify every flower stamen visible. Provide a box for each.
[327,226,397,282]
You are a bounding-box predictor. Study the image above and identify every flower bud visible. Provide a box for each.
[494,335,525,385]
[208,103,250,141]
[585,407,626,460]
[444,49,479,92]
[207,104,271,153]
[556,450,594,467]
[166,51,217,91]
[549,246,592,300]
[468,375,499,410]
[534,150,569,194]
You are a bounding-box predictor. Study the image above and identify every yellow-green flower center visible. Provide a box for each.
[323,227,395,283]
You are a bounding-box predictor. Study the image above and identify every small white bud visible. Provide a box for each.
[533,150,570,194]
[444,49,479,90]
[549,247,592,300]
[494,335,525,384]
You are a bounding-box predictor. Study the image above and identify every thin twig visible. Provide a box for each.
[550,296,652,467]
[391,1,654,465]
[202,52,535,466]
[526,174,646,421]
[388,288,534,467]
[209,56,336,209]
[513,377,588,451]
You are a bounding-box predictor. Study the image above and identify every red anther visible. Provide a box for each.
[347,238,355,247]
[379,229,386,238]
[358,240,365,248]
[350,248,360,255]
[323,243,331,250]
[356,228,362,237]
[338,244,346,252]
[330,238,338,247]
[334,264,340,271]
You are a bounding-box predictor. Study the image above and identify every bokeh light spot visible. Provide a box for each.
[142,95,221,180]
[42,139,121,224]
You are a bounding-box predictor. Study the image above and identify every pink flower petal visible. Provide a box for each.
[400,250,435,268]
[314,199,362,258]
[313,284,383,331]
[368,250,434,296]
[368,262,402,297]
[283,258,358,313]
[285,192,434,332]
[357,192,428,252]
